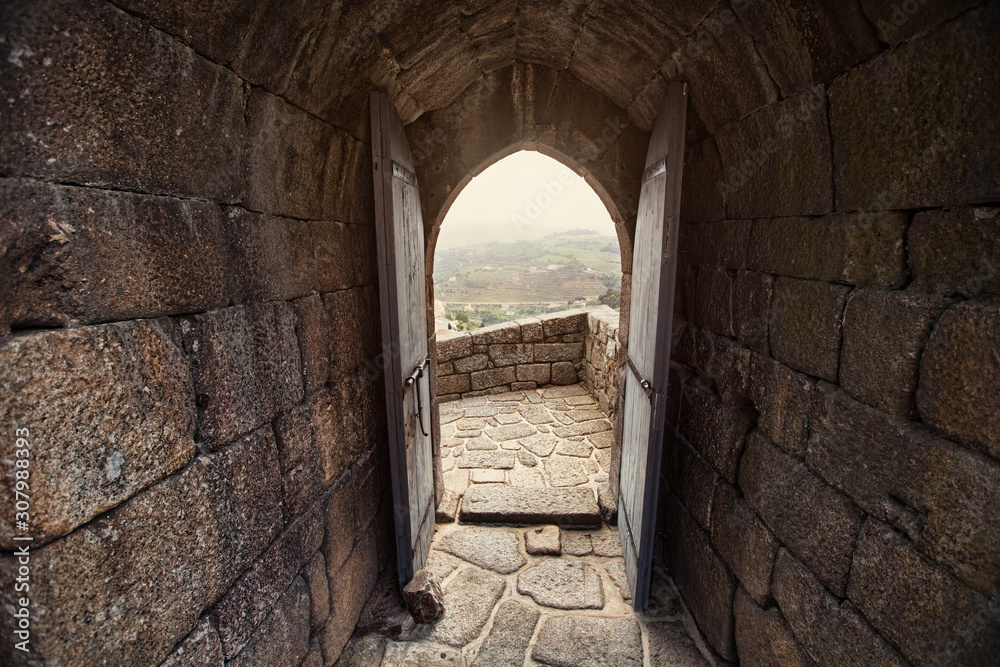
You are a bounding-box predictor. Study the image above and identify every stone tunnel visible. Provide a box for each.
[1,0,998,665]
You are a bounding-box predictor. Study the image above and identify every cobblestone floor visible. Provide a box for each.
[336,385,718,666]
[439,385,614,499]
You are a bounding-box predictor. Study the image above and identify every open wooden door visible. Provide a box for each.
[370,91,436,587]
[618,82,688,610]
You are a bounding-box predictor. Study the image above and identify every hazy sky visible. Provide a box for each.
[435,151,617,250]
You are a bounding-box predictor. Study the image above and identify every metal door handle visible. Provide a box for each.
[405,357,430,437]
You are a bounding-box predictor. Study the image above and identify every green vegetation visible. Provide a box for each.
[434,230,622,316]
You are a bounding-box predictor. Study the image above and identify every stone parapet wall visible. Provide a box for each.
[435,309,594,400]
[580,307,621,417]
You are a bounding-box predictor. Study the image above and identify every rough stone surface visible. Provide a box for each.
[403,569,446,624]
[772,548,906,667]
[747,213,908,288]
[525,525,561,555]
[335,635,388,667]
[545,456,590,487]
[661,494,738,661]
[227,577,311,667]
[0,320,194,547]
[555,439,594,458]
[382,641,466,666]
[520,432,559,457]
[711,482,778,606]
[0,430,281,665]
[769,277,850,382]
[847,519,1000,666]
[734,587,810,667]
[839,288,947,417]
[647,620,710,667]
[715,85,833,218]
[457,451,516,469]
[808,383,1000,598]
[908,207,1000,298]
[561,531,593,556]
[604,560,631,601]
[484,422,536,442]
[470,600,539,667]
[679,382,754,483]
[917,302,1000,459]
[748,354,815,458]
[437,527,526,574]
[740,431,863,596]
[432,567,505,647]
[460,487,600,527]
[532,616,643,667]
[591,533,622,557]
[830,3,1000,210]
[733,270,774,354]
[159,616,224,667]
[550,360,579,385]
[436,490,461,523]
[517,449,538,467]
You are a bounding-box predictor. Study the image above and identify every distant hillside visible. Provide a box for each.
[434,229,621,306]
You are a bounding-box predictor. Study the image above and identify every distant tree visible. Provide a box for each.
[598,288,620,309]
[456,312,469,325]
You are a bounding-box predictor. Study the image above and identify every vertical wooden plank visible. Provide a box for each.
[370,91,437,586]
[618,82,688,610]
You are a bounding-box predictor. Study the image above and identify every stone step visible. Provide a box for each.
[459,487,601,527]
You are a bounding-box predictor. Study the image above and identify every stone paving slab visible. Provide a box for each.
[432,567,505,647]
[469,600,539,667]
[531,616,644,667]
[437,527,526,575]
[517,559,605,609]
[460,487,601,527]
[382,640,465,666]
[457,451,516,469]
[647,620,712,666]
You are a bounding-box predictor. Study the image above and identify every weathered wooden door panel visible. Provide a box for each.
[371,91,436,587]
[619,82,688,610]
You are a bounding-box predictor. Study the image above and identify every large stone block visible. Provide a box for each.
[182,302,304,449]
[229,0,330,94]
[470,367,516,391]
[740,431,864,596]
[246,89,363,222]
[0,320,195,548]
[772,548,907,666]
[516,363,551,384]
[0,427,282,666]
[847,519,1000,666]
[470,321,521,345]
[323,286,381,380]
[533,342,584,362]
[320,530,379,662]
[112,0,260,63]
[0,0,246,201]
[228,576,312,667]
[840,288,948,416]
[437,373,471,395]
[829,3,1000,210]
[322,472,356,575]
[678,382,754,483]
[223,208,329,305]
[859,0,981,46]
[516,0,590,69]
[661,494,737,661]
[1,180,228,327]
[674,2,779,134]
[733,271,773,354]
[538,310,588,337]
[679,137,726,223]
[917,302,1000,459]
[712,482,779,606]
[159,615,225,667]
[733,0,879,96]
[293,294,332,397]
[436,332,473,362]
[748,354,815,458]
[716,85,833,218]
[909,207,1000,298]
[488,343,533,366]
[809,384,1000,598]
[274,403,325,525]
[692,267,734,337]
[662,434,719,531]
[733,587,811,667]
[213,505,324,658]
[453,353,488,373]
[769,277,850,382]
[748,213,908,288]
[459,1,517,72]
[303,551,330,633]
